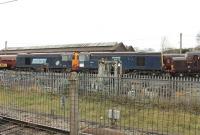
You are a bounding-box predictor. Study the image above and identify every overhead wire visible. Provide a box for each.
[0,0,18,5]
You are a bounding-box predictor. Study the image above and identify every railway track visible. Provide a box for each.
[0,116,69,135]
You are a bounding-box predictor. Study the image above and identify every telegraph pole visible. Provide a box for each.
[5,41,7,55]
[180,33,182,54]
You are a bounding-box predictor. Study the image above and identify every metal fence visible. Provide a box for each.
[0,71,70,131]
[0,70,200,135]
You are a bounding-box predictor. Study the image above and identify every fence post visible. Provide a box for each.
[69,72,79,135]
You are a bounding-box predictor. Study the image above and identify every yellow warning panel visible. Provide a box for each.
[0,63,7,67]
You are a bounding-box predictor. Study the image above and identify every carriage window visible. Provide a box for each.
[136,56,145,66]
[25,58,31,65]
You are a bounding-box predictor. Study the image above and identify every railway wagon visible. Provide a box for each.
[16,53,73,72]
[186,52,200,74]
[162,54,185,71]
[0,55,16,69]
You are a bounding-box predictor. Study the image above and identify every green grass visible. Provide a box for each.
[79,94,200,135]
[0,88,70,116]
[0,88,200,135]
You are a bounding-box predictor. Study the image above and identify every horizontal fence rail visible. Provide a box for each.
[0,70,200,135]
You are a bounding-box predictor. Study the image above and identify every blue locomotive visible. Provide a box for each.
[16,53,73,72]
[81,52,162,74]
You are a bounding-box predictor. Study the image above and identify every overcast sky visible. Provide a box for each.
[0,0,200,51]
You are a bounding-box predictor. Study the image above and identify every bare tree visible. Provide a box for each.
[161,36,170,53]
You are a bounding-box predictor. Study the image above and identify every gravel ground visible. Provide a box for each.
[0,118,66,135]
[0,106,70,130]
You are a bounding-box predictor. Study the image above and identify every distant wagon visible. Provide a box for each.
[0,55,16,69]
[170,57,187,76]
[186,52,200,75]
[162,54,185,72]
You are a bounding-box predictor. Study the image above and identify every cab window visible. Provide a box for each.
[25,57,31,65]
[62,55,72,61]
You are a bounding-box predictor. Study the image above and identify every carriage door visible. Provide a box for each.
[193,55,199,72]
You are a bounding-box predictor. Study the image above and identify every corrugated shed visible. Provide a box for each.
[3,42,118,50]
[0,42,134,54]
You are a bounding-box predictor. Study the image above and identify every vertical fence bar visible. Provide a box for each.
[69,72,79,135]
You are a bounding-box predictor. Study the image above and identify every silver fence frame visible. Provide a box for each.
[0,70,200,135]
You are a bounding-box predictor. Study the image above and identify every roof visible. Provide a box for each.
[3,42,119,51]
[89,51,161,56]
[0,42,133,54]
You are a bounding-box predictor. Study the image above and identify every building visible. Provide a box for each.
[0,42,134,55]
